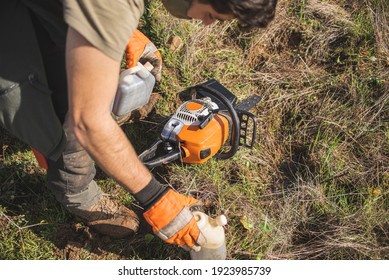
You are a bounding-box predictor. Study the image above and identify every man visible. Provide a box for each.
[0,0,277,250]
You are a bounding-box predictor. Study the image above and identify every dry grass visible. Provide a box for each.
[367,0,389,57]
[0,0,388,259]
[148,0,388,259]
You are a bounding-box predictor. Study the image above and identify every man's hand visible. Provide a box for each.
[143,189,205,248]
[114,30,162,125]
[125,30,162,81]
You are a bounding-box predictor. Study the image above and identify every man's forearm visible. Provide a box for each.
[70,114,152,193]
[65,27,152,194]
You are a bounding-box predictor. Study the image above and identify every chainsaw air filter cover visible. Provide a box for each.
[175,99,217,125]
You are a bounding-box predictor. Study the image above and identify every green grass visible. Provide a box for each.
[1,0,388,259]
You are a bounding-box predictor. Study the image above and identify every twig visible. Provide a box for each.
[0,211,48,230]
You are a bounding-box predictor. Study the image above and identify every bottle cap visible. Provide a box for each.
[215,215,227,226]
[143,61,154,72]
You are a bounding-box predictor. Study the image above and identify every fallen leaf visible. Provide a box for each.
[169,36,183,52]
[240,215,254,230]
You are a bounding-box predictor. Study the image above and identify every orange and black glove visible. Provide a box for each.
[126,29,162,81]
[134,177,205,249]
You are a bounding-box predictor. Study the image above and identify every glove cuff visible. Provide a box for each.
[133,177,168,210]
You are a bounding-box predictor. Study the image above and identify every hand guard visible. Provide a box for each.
[143,189,205,248]
[126,29,162,81]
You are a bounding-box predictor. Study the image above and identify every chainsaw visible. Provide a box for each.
[139,79,260,168]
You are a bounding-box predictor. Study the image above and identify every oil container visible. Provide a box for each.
[190,211,228,260]
[112,62,155,117]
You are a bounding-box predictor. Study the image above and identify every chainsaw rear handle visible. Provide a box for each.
[194,84,240,160]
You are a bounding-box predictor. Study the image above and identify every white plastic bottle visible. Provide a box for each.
[190,211,228,260]
[112,62,155,117]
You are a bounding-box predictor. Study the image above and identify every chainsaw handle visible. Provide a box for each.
[194,84,240,160]
[142,150,181,169]
[139,139,182,169]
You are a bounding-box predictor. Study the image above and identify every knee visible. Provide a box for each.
[47,150,96,195]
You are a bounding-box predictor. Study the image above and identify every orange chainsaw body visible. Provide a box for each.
[177,114,230,164]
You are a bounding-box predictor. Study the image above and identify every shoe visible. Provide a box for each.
[72,195,139,238]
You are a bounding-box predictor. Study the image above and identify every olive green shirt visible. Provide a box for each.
[22,0,193,61]
[63,0,144,61]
